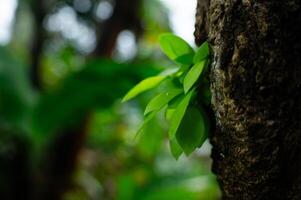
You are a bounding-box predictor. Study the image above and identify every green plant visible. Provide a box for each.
[122,33,211,159]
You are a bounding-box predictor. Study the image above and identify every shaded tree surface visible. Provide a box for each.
[195,0,301,199]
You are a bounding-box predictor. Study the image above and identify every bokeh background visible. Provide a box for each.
[0,0,220,199]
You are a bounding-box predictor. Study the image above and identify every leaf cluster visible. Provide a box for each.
[122,33,211,159]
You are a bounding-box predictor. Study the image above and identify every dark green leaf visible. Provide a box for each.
[169,138,183,160]
[175,54,195,65]
[176,106,207,155]
[168,90,195,139]
[198,106,210,147]
[200,83,211,105]
[159,33,194,64]
[0,47,34,129]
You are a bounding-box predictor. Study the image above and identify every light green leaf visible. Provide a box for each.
[122,75,165,102]
[193,41,209,63]
[169,138,183,160]
[168,90,195,139]
[159,33,194,64]
[165,108,175,121]
[176,106,207,155]
[135,111,157,138]
[144,89,182,115]
[175,65,190,77]
[137,113,163,158]
[183,60,207,93]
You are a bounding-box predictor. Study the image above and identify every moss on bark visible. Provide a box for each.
[195,0,301,199]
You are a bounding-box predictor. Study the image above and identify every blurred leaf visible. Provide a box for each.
[122,75,166,102]
[159,33,194,64]
[193,41,210,63]
[165,108,175,121]
[117,174,136,200]
[142,184,198,200]
[144,89,182,115]
[183,61,206,93]
[138,114,163,158]
[169,138,183,160]
[176,107,207,155]
[141,0,171,43]
[168,90,194,139]
[0,47,34,130]
[136,111,157,137]
[176,65,190,77]
[32,59,159,136]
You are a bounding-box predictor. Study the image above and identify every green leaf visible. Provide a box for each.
[175,54,195,65]
[183,60,207,93]
[0,47,34,130]
[165,108,175,121]
[193,41,209,63]
[165,94,184,121]
[175,65,190,77]
[144,89,182,115]
[200,83,211,105]
[198,106,210,147]
[176,106,207,155]
[159,33,194,64]
[169,138,183,160]
[168,93,184,109]
[122,75,166,102]
[137,113,163,158]
[136,111,158,138]
[168,90,195,139]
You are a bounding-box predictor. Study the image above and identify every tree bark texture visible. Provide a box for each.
[195,0,301,199]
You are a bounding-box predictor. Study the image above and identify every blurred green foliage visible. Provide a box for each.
[0,0,220,199]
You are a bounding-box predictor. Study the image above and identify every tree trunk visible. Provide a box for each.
[195,0,301,199]
[93,0,142,57]
[30,0,47,89]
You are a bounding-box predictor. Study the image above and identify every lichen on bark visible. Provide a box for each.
[195,0,301,199]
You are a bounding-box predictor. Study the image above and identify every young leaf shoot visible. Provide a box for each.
[122,33,211,159]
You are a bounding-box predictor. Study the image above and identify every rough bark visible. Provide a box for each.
[195,0,301,199]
